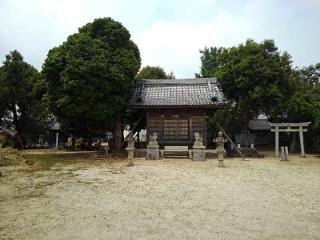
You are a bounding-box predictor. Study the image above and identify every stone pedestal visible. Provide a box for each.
[147,146,159,160]
[126,146,135,166]
[192,146,206,161]
[192,132,206,161]
[146,132,160,160]
[217,152,224,167]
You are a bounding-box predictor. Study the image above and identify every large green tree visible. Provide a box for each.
[198,40,320,151]
[284,65,320,151]
[0,50,45,147]
[217,39,292,119]
[136,65,173,79]
[214,40,293,133]
[42,18,141,150]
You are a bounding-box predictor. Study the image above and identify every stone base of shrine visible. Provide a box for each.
[147,147,160,160]
[192,147,206,161]
[134,149,218,159]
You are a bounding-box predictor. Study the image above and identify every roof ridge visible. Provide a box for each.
[139,77,217,81]
[137,78,217,85]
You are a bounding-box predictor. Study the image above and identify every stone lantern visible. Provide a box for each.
[213,131,227,167]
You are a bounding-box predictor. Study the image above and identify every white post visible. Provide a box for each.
[237,144,241,149]
[285,146,289,161]
[250,143,254,149]
[280,146,285,161]
[55,132,59,149]
[299,126,305,157]
[275,126,279,157]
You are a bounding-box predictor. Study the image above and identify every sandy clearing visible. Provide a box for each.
[0,154,320,240]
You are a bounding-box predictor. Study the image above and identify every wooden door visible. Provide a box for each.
[163,118,188,141]
[190,117,205,140]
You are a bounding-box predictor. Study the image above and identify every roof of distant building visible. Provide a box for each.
[249,120,271,130]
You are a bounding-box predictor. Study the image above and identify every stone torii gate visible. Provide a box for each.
[269,122,311,158]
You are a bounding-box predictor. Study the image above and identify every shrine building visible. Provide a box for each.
[131,78,225,147]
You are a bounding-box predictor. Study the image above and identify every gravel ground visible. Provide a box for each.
[0,152,320,240]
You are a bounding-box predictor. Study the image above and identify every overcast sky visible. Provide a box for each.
[1,0,319,77]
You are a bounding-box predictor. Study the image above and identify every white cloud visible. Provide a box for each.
[1,0,320,76]
[0,0,88,68]
[136,12,252,77]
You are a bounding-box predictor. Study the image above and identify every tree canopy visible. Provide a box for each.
[285,66,320,150]
[217,39,293,119]
[136,65,174,79]
[195,46,223,78]
[198,40,293,132]
[299,63,320,85]
[0,50,45,147]
[198,40,320,150]
[42,18,141,144]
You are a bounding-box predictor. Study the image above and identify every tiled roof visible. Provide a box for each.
[132,78,224,108]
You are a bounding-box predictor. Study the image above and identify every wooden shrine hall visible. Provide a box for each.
[132,78,224,147]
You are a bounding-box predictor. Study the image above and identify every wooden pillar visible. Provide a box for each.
[146,111,150,143]
[203,112,207,147]
[275,126,279,157]
[299,126,305,157]
[55,132,59,148]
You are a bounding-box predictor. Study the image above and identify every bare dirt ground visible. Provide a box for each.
[0,150,320,240]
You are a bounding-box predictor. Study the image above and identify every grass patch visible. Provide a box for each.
[1,149,128,173]
[23,153,82,170]
[0,147,24,166]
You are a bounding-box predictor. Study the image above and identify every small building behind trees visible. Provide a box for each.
[132,78,224,147]
[248,119,273,146]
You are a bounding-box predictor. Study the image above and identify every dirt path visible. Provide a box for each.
[1,154,320,240]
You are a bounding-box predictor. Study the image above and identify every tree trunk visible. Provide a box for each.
[12,105,23,149]
[290,132,297,153]
[137,130,140,149]
[114,112,122,151]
